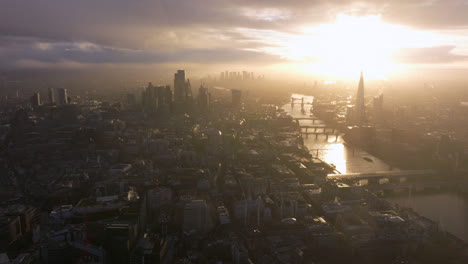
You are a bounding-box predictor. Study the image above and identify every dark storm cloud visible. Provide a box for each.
[393,46,468,64]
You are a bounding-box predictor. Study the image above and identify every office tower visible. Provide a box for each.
[183,200,213,233]
[197,85,209,111]
[174,70,192,102]
[232,89,242,108]
[142,82,172,112]
[141,82,154,110]
[355,72,366,126]
[185,79,192,102]
[220,72,225,81]
[48,88,55,104]
[30,92,41,107]
[174,70,186,102]
[57,88,68,105]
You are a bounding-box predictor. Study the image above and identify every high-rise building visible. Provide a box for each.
[197,85,210,111]
[48,88,55,104]
[173,70,192,112]
[30,92,41,107]
[174,70,186,102]
[142,82,171,112]
[355,72,366,126]
[57,88,68,105]
[232,89,242,108]
[185,79,192,102]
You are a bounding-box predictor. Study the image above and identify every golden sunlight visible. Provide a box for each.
[284,14,442,79]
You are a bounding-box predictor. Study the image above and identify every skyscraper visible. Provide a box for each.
[185,79,192,102]
[355,72,366,126]
[30,92,40,107]
[173,70,192,112]
[57,88,68,105]
[197,85,210,111]
[141,82,171,112]
[174,70,186,102]
[48,88,55,104]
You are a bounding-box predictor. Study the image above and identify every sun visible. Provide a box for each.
[283,14,433,79]
[310,15,397,79]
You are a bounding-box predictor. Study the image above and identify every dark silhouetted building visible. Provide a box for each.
[174,70,192,103]
[142,82,172,112]
[48,88,55,104]
[173,70,192,112]
[355,72,366,126]
[57,88,68,105]
[197,85,210,111]
[30,92,41,107]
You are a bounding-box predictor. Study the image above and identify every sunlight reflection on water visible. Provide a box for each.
[283,94,391,173]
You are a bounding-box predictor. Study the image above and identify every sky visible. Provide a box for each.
[1,0,468,80]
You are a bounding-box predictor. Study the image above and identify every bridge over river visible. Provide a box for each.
[327,169,438,182]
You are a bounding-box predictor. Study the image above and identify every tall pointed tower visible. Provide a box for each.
[355,71,366,126]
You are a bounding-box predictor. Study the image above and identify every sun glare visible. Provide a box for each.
[283,14,441,79]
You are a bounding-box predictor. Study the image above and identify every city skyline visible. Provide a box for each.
[2,2,468,263]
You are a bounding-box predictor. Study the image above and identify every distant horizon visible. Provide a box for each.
[2,1,468,82]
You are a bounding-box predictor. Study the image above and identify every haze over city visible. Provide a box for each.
[1,1,468,264]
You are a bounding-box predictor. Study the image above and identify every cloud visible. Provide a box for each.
[0,36,283,69]
[2,0,468,70]
[393,45,468,64]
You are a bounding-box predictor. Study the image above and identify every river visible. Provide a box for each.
[282,93,468,242]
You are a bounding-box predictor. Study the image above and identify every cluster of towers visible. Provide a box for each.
[219,71,264,82]
[138,70,242,113]
[141,83,172,112]
[30,88,68,107]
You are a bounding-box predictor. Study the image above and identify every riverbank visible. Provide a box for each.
[282,93,468,247]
